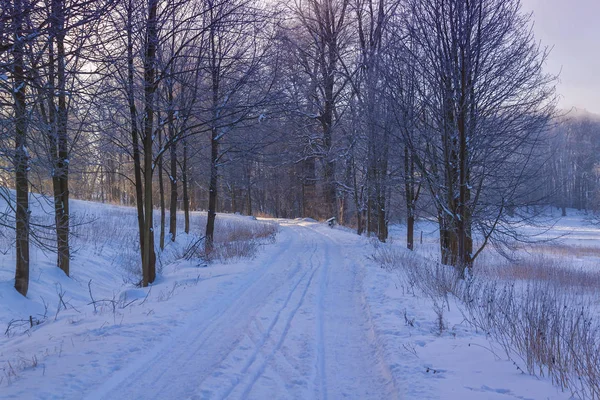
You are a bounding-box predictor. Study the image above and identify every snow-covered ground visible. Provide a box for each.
[1,202,596,399]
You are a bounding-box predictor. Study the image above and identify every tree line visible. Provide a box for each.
[1,0,558,296]
[541,110,600,215]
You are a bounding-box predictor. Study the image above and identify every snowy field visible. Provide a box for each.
[1,202,598,399]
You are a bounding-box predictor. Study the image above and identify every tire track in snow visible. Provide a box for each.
[85,228,303,400]
[239,258,319,398]
[315,235,329,400]
[305,224,399,400]
[217,236,319,399]
[85,222,398,400]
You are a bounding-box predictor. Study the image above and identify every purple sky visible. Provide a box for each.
[521,0,600,114]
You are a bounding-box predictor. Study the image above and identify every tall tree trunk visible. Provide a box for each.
[321,105,336,219]
[168,139,177,241]
[366,125,378,237]
[168,87,177,241]
[126,0,146,269]
[320,12,339,220]
[13,0,29,296]
[456,59,473,276]
[182,138,190,234]
[439,213,458,266]
[377,189,387,242]
[440,83,460,269]
[142,0,158,286]
[205,20,220,253]
[158,126,166,250]
[166,4,178,242]
[404,145,420,250]
[406,214,414,250]
[205,127,218,252]
[52,0,70,276]
[376,130,389,242]
[246,189,252,216]
[339,157,352,226]
[352,157,364,235]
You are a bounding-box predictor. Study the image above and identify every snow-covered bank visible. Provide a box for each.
[0,198,277,395]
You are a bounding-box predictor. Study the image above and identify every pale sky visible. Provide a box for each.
[521,0,600,114]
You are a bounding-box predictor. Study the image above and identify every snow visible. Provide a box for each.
[0,200,587,398]
[363,258,566,399]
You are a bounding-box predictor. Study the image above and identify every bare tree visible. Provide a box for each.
[203,0,273,252]
[401,0,556,275]
[349,0,399,241]
[282,0,353,220]
[9,0,30,296]
[384,23,423,250]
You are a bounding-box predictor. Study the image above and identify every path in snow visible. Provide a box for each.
[85,221,398,400]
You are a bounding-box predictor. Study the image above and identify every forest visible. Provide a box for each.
[2,0,598,296]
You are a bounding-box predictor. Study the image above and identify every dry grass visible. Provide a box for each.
[174,218,278,264]
[373,241,600,399]
[206,220,277,262]
[478,255,600,292]
[519,243,600,258]
[463,278,600,399]
[214,219,278,244]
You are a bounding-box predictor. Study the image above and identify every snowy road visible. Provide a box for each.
[86,220,398,400]
[2,214,575,399]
